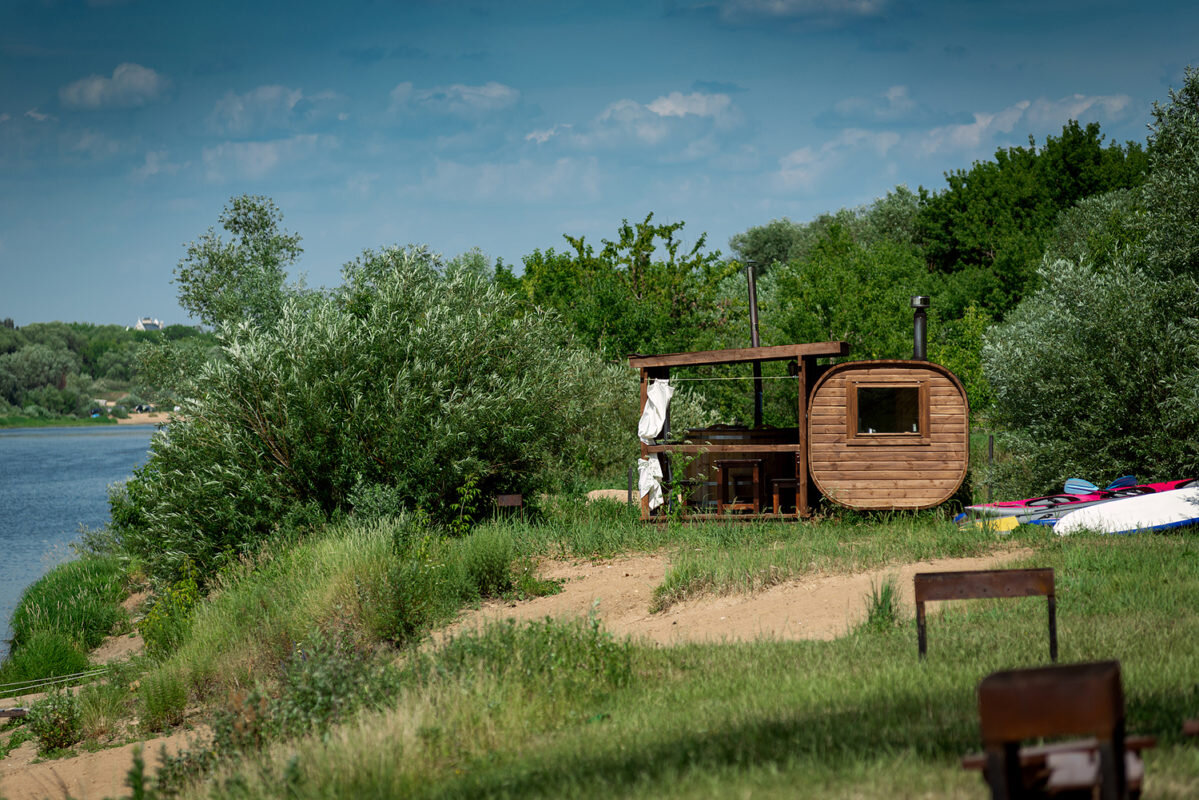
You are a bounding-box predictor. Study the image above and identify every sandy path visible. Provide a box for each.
[445,549,1033,645]
[0,729,201,800]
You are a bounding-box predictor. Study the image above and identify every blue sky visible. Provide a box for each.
[2,0,1197,326]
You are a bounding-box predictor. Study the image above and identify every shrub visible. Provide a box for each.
[140,565,200,659]
[113,244,627,584]
[459,527,514,597]
[140,669,188,732]
[27,691,82,752]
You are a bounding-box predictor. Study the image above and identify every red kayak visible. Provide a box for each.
[963,478,1199,525]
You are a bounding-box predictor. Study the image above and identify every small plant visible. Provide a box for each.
[461,527,514,597]
[861,576,902,633]
[140,669,188,732]
[27,690,82,753]
[509,557,563,601]
[448,472,482,537]
[140,562,200,659]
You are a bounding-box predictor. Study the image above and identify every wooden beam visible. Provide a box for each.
[628,341,848,369]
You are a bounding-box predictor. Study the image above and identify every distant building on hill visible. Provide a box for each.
[134,316,163,331]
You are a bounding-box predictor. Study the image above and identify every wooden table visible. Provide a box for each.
[962,735,1155,797]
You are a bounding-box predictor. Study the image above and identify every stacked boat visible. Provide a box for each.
[961,477,1199,535]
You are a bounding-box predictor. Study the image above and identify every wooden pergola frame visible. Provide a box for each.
[629,340,849,521]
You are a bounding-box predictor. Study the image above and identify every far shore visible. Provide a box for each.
[0,411,175,430]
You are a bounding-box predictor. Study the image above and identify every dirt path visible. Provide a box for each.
[0,728,201,800]
[444,549,1033,645]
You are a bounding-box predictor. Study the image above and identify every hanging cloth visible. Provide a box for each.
[638,456,665,511]
[637,379,674,445]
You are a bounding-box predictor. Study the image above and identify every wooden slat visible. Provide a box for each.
[915,568,1054,603]
[646,444,802,454]
[627,341,848,369]
[823,480,959,490]
[815,470,965,481]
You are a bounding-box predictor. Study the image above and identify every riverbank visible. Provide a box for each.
[0,411,170,430]
[0,416,118,430]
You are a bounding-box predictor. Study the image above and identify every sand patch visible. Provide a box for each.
[444,549,1033,645]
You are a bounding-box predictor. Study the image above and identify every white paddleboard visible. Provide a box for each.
[1055,486,1199,535]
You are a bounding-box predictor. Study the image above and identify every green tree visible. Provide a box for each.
[114,244,632,583]
[1142,65,1199,279]
[173,195,304,329]
[916,120,1148,317]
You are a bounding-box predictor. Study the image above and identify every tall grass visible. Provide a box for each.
[0,555,126,684]
[166,530,1199,799]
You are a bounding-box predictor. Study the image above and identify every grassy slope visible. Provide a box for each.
[165,513,1199,799]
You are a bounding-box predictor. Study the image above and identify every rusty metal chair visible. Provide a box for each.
[968,660,1153,800]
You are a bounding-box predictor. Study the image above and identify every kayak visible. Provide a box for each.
[962,478,1198,526]
[1055,486,1199,535]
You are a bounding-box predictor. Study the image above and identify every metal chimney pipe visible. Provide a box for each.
[747,262,763,427]
[911,295,930,361]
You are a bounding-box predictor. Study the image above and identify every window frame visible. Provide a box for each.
[845,379,930,446]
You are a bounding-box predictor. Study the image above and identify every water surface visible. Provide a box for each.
[0,425,154,657]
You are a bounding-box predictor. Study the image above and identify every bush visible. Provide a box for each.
[983,257,1199,495]
[459,527,515,597]
[140,565,200,659]
[27,691,82,752]
[140,668,188,732]
[113,244,627,584]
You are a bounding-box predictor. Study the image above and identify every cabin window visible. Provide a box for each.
[846,380,929,445]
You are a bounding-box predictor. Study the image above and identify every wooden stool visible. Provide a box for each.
[771,478,798,515]
[715,459,763,515]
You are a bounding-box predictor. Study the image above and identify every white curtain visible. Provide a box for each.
[637,456,665,511]
[637,379,674,444]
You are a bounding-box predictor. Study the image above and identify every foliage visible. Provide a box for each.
[140,563,200,659]
[984,74,1199,496]
[1142,65,1199,280]
[768,226,932,359]
[140,669,189,732]
[26,690,83,752]
[928,303,993,416]
[916,120,1149,317]
[519,214,734,361]
[114,244,624,583]
[173,195,304,330]
[983,257,1199,494]
[460,526,515,597]
[860,576,903,633]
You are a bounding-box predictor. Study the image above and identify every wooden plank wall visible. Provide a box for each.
[808,361,968,510]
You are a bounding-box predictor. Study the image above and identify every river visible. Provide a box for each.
[0,424,155,658]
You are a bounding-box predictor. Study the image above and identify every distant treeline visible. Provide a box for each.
[0,319,216,419]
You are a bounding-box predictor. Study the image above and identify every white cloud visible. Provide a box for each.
[778,128,898,190]
[24,108,53,122]
[132,150,183,180]
[549,90,738,150]
[390,81,520,116]
[209,86,341,135]
[525,124,572,144]
[647,91,732,118]
[410,157,600,203]
[1025,93,1131,128]
[916,93,1129,156]
[202,134,326,181]
[0,113,9,124]
[59,63,170,109]
[719,0,887,20]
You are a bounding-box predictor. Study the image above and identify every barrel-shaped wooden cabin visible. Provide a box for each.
[808,360,969,510]
[629,347,969,519]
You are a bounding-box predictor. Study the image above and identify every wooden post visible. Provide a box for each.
[639,368,649,520]
[796,356,809,517]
